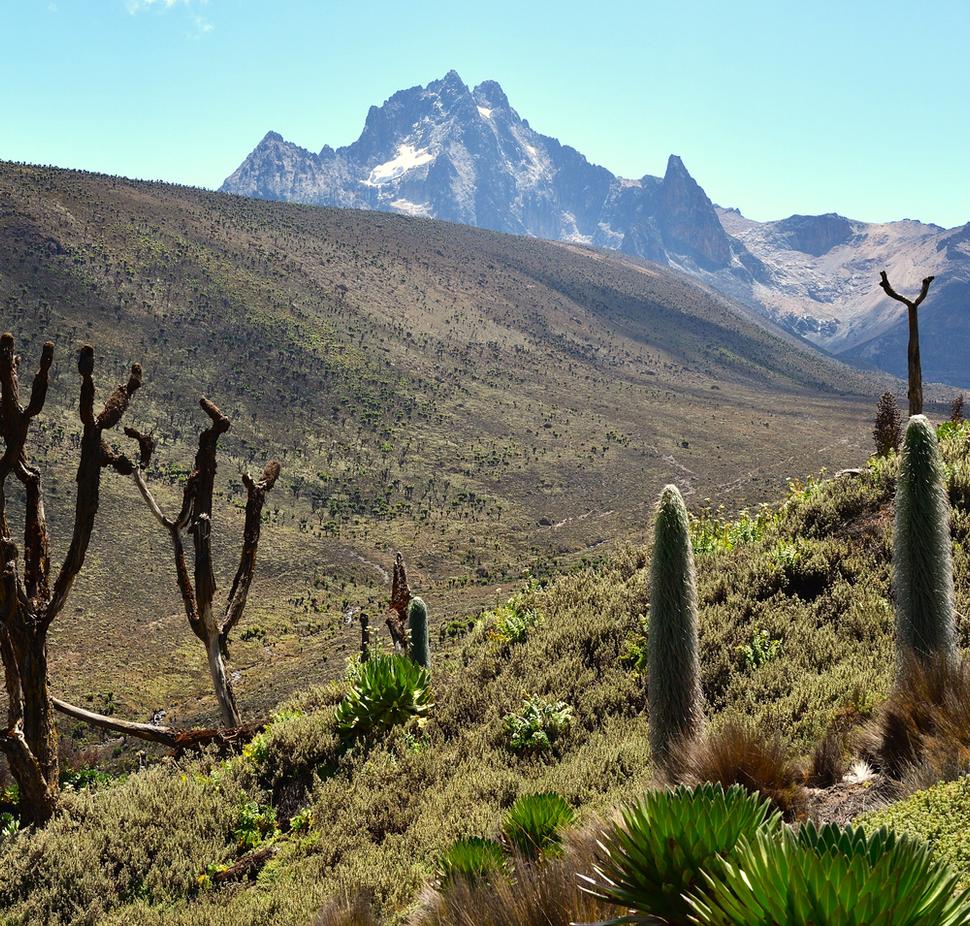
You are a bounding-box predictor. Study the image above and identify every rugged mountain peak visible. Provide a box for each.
[658,154,733,269]
[664,154,691,180]
[473,79,512,114]
[431,69,468,92]
[220,77,748,273]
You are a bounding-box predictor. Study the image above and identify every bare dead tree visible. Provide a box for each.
[0,335,141,825]
[385,551,412,650]
[878,271,935,416]
[121,398,279,727]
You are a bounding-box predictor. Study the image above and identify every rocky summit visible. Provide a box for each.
[222,71,970,387]
[220,71,742,274]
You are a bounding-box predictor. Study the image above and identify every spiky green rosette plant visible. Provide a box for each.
[649,483,704,768]
[335,653,432,743]
[579,783,780,925]
[501,792,576,860]
[894,415,957,667]
[689,822,970,926]
[408,596,430,669]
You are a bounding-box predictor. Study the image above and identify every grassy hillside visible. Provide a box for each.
[0,161,879,725]
[4,424,970,925]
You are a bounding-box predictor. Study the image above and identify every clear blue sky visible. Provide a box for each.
[3,0,968,227]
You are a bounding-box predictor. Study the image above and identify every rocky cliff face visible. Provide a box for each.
[657,155,733,268]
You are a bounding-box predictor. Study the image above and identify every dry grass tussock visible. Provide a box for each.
[315,892,379,926]
[862,655,970,789]
[674,718,806,819]
[411,828,614,926]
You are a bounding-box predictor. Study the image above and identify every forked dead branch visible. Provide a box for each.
[121,397,281,728]
[878,271,935,416]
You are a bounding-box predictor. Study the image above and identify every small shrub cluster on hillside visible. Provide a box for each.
[503,698,573,755]
[862,775,970,886]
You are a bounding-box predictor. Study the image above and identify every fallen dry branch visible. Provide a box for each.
[52,697,266,754]
[211,843,280,884]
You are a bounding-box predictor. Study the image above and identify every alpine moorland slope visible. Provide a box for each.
[0,160,875,724]
[4,432,970,925]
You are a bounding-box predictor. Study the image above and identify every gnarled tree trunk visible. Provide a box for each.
[122,399,279,727]
[0,335,141,825]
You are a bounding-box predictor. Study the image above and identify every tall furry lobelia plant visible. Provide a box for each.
[408,597,430,669]
[894,415,957,668]
[648,484,703,769]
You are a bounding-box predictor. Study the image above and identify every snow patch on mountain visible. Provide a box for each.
[389,198,432,217]
[366,145,433,186]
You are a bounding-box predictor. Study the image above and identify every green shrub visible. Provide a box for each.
[500,792,576,860]
[580,783,780,925]
[649,484,704,768]
[619,632,647,674]
[231,801,279,851]
[503,697,572,754]
[60,767,114,792]
[0,811,19,844]
[691,505,775,555]
[438,837,506,887]
[489,599,542,645]
[894,415,957,667]
[289,807,314,834]
[335,654,433,743]
[862,775,970,886]
[690,822,970,926]
[736,627,782,672]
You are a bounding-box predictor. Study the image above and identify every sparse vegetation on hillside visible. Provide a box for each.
[0,161,875,732]
[5,163,969,926]
[2,419,970,923]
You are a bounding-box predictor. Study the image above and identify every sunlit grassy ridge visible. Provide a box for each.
[4,423,970,924]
